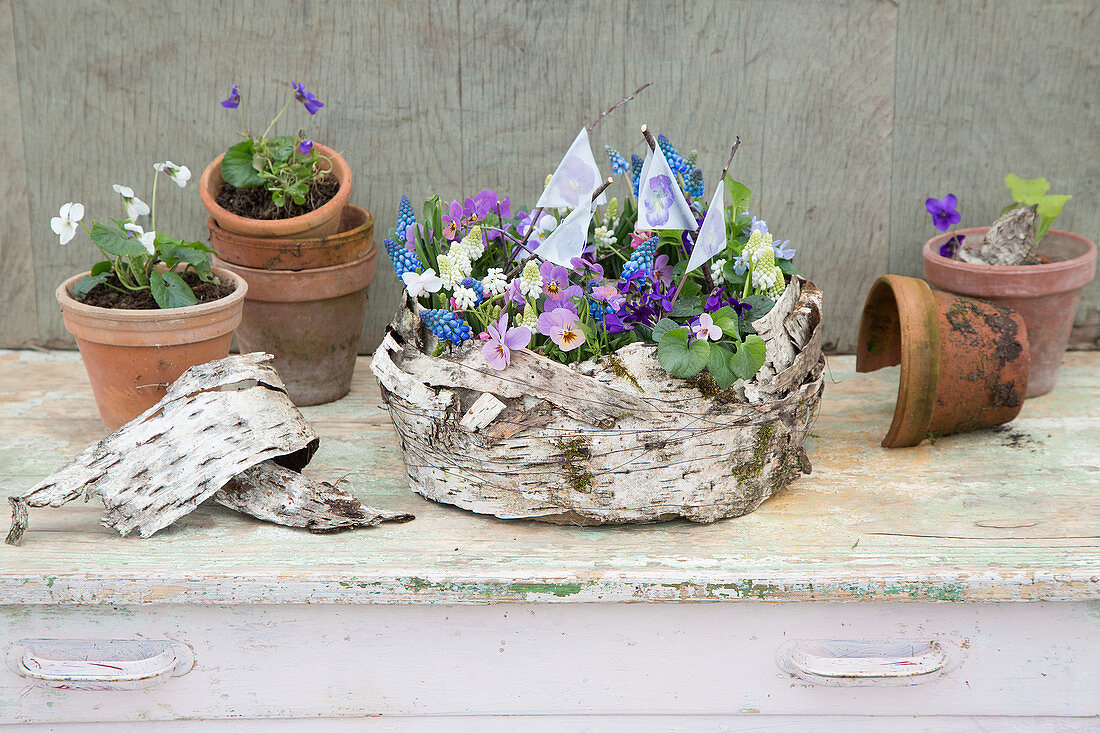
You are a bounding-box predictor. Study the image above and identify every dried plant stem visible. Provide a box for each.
[721,137,741,181]
[505,179,614,280]
[587,81,654,133]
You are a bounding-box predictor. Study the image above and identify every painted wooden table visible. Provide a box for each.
[0,349,1097,731]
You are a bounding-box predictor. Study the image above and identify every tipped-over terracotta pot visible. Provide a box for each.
[57,268,247,431]
[923,228,1096,397]
[199,142,353,240]
[856,274,1029,448]
[215,243,376,407]
[209,204,373,270]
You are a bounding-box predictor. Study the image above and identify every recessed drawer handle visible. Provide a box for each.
[8,639,194,691]
[777,639,962,687]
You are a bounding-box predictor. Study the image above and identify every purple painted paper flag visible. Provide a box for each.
[637,144,697,231]
[685,183,726,273]
[535,128,607,209]
[536,198,595,267]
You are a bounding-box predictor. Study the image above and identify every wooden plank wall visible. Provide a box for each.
[2,0,1096,354]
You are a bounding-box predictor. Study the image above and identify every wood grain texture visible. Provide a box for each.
[0,0,37,346]
[0,349,1097,606]
[890,0,1100,346]
[3,0,1096,354]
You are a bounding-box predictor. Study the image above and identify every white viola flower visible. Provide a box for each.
[401,268,444,298]
[124,222,157,255]
[112,183,150,221]
[154,161,191,188]
[453,285,478,311]
[50,202,84,245]
[481,268,507,296]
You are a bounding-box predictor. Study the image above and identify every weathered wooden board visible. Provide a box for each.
[1,1,1096,349]
[0,349,1097,605]
[0,0,37,347]
[890,0,1100,347]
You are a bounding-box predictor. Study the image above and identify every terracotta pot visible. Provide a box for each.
[923,228,1096,397]
[57,268,247,431]
[209,204,373,271]
[199,142,353,240]
[216,247,377,406]
[856,274,1029,448]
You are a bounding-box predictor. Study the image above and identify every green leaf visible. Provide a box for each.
[651,318,679,344]
[669,295,703,319]
[90,260,113,277]
[1005,173,1050,203]
[737,294,775,335]
[90,221,147,258]
[658,327,710,378]
[710,306,739,338]
[222,140,265,188]
[729,334,767,380]
[1035,194,1072,242]
[267,136,296,163]
[679,276,703,298]
[150,271,198,309]
[724,175,751,214]
[166,245,214,280]
[777,259,800,276]
[71,272,110,299]
[707,345,738,389]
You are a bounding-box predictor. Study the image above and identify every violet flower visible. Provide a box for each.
[704,288,728,312]
[603,311,634,334]
[925,194,961,232]
[591,284,626,311]
[482,313,531,371]
[693,313,722,341]
[773,240,796,259]
[940,233,965,258]
[539,261,581,303]
[292,82,324,115]
[298,138,313,155]
[537,308,586,351]
[653,254,673,288]
[220,83,241,109]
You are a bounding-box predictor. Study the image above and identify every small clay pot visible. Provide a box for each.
[923,228,1096,397]
[57,268,247,431]
[216,247,377,406]
[209,204,373,271]
[199,143,353,240]
[856,274,1029,448]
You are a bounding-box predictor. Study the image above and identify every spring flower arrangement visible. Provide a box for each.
[928,174,1072,260]
[51,160,220,308]
[384,127,800,392]
[217,81,331,209]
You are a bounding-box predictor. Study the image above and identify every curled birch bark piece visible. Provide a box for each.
[959,204,1039,266]
[215,461,414,533]
[372,278,825,525]
[7,353,322,544]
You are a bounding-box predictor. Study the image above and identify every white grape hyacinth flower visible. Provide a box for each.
[112,184,151,221]
[50,202,84,245]
[401,268,444,298]
[453,285,478,311]
[481,268,507,296]
[123,222,157,255]
[154,161,191,188]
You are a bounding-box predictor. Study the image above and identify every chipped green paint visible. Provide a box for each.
[883,581,966,602]
[506,582,585,598]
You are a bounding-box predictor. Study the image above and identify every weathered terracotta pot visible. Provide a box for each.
[56,268,247,431]
[199,143,353,240]
[856,274,1029,448]
[215,248,376,406]
[923,228,1096,397]
[209,204,373,270]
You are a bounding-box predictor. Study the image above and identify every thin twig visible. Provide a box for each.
[720,137,741,181]
[587,81,654,133]
[640,124,657,151]
[505,179,613,280]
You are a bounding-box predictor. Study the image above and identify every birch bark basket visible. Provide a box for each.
[371,278,825,524]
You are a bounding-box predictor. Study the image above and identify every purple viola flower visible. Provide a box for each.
[591,283,626,311]
[482,313,531,371]
[939,233,965,258]
[505,277,526,305]
[298,138,314,155]
[643,174,674,227]
[651,284,678,313]
[773,240,796,260]
[539,261,581,303]
[925,194,961,232]
[617,268,647,294]
[537,308,586,352]
[729,297,752,317]
[652,254,674,288]
[292,81,325,115]
[570,257,604,279]
[474,189,512,219]
[603,311,634,334]
[220,83,241,109]
[705,288,728,312]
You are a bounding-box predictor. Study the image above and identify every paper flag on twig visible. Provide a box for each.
[637,144,698,231]
[536,198,595,267]
[685,183,726,273]
[536,128,608,209]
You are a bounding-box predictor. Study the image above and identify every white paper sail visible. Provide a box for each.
[685,183,726,273]
[536,198,595,267]
[535,128,607,209]
[637,144,698,231]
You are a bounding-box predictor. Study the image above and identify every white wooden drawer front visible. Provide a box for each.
[1,601,1096,724]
